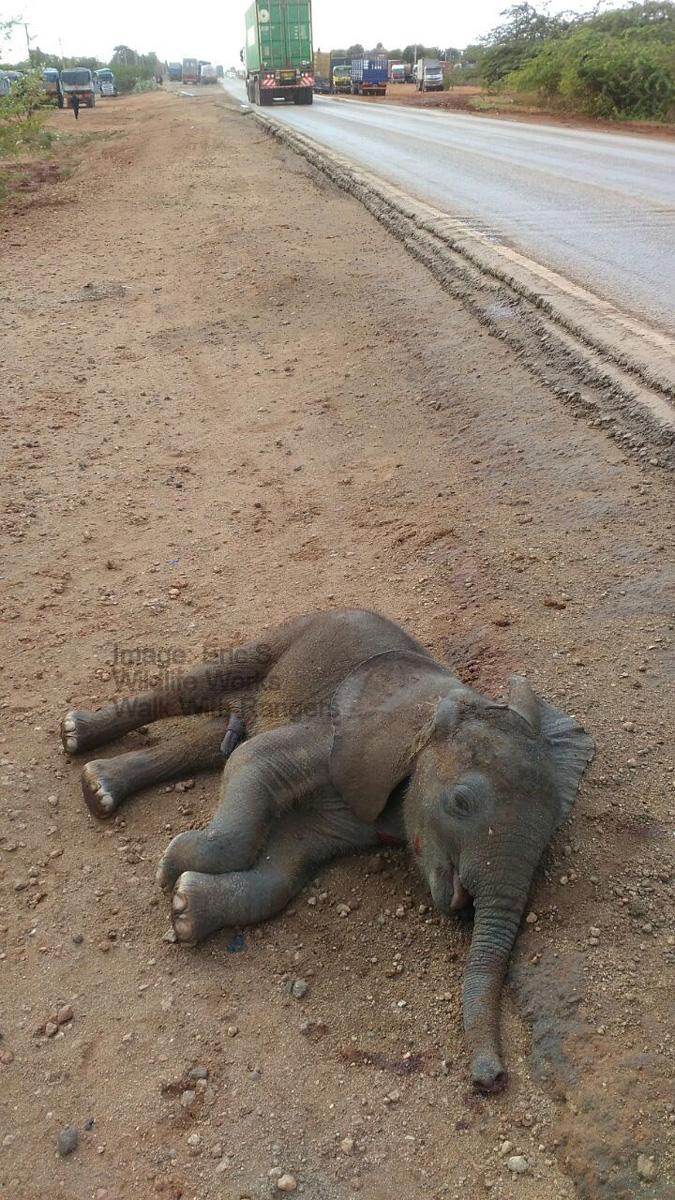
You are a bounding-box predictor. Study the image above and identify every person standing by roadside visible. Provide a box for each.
[71,93,80,120]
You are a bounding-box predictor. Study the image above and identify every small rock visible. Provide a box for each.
[227,1025,239,1037]
[340,1136,355,1156]
[277,1175,297,1192]
[180,1090,196,1109]
[189,1065,209,1080]
[1,1051,15,1065]
[507,1156,528,1174]
[45,1022,58,1038]
[58,1127,79,1157]
[72,934,84,945]
[57,1005,73,1025]
[187,1133,201,1147]
[13,880,28,892]
[622,721,635,732]
[336,903,351,917]
[499,1141,513,1156]
[249,1067,262,1081]
[525,913,537,925]
[637,1154,657,1181]
[162,927,178,943]
[589,927,601,938]
[290,979,308,999]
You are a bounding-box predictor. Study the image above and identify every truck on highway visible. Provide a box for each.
[350,55,387,96]
[200,63,218,84]
[390,62,406,84]
[182,58,200,84]
[60,67,96,109]
[245,0,314,106]
[414,58,444,92]
[167,62,183,81]
[313,51,331,95]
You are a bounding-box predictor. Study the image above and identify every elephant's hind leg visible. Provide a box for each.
[156,722,328,893]
[81,715,242,818]
[170,800,379,945]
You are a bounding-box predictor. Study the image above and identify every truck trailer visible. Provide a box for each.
[182,58,200,84]
[167,62,182,81]
[350,55,387,96]
[60,67,96,109]
[245,0,314,106]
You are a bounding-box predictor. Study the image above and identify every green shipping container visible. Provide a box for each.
[245,0,313,74]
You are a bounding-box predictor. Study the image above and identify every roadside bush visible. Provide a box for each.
[506,27,675,118]
[484,1,675,119]
[0,70,52,158]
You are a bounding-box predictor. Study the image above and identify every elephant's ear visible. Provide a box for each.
[538,697,595,822]
[330,651,457,821]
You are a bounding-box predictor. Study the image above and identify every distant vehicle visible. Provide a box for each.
[200,63,218,84]
[167,62,183,81]
[245,0,314,106]
[414,58,444,92]
[182,58,200,84]
[226,67,237,78]
[390,62,406,84]
[216,64,224,78]
[0,72,10,96]
[42,66,64,106]
[330,55,351,94]
[350,55,387,97]
[94,68,118,97]
[313,51,331,95]
[60,67,96,109]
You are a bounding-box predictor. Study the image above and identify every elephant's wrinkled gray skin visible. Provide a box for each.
[61,609,593,1092]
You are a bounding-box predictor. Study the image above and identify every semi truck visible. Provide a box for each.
[182,58,200,84]
[60,67,96,109]
[414,58,444,92]
[167,62,183,81]
[200,63,218,83]
[350,55,387,96]
[245,0,314,106]
[95,68,118,97]
[390,62,406,84]
[313,50,331,94]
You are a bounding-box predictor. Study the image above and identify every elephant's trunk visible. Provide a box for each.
[462,880,530,1092]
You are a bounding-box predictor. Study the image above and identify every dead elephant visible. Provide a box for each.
[61,608,593,1091]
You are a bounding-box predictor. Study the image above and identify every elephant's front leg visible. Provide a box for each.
[156,723,330,892]
[170,798,380,945]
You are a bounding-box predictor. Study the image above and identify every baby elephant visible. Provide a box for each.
[61,608,593,1092]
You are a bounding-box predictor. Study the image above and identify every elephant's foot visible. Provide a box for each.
[81,760,120,818]
[171,871,229,945]
[61,709,106,754]
[156,826,255,894]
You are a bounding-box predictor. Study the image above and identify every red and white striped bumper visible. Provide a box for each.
[261,73,314,88]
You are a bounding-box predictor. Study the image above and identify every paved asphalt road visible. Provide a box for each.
[224,81,675,333]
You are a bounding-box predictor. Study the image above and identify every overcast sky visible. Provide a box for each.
[5,0,601,65]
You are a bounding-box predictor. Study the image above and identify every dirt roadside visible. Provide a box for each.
[1,90,673,1200]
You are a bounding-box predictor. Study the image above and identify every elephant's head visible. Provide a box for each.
[329,651,594,1093]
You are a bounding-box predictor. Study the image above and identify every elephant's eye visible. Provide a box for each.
[443,787,474,818]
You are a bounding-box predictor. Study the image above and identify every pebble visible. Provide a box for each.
[45,1022,58,1038]
[290,979,308,999]
[57,1005,74,1025]
[340,1136,355,1156]
[637,1154,657,1181]
[589,927,601,938]
[499,1141,513,1156]
[525,913,537,925]
[277,1176,297,1192]
[189,1065,209,1080]
[1,1051,15,1065]
[180,1090,196,1109]
[58,1127,79,1157]
[187,1133,201,1147]
[227,1025,239,1038]
[507,1155,528,1174]
[13,880,28,892]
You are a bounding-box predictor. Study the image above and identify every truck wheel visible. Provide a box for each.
[254,80,261,105]
[305,88,313,105]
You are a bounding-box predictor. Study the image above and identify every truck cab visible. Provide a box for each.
[415,59,444,92]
